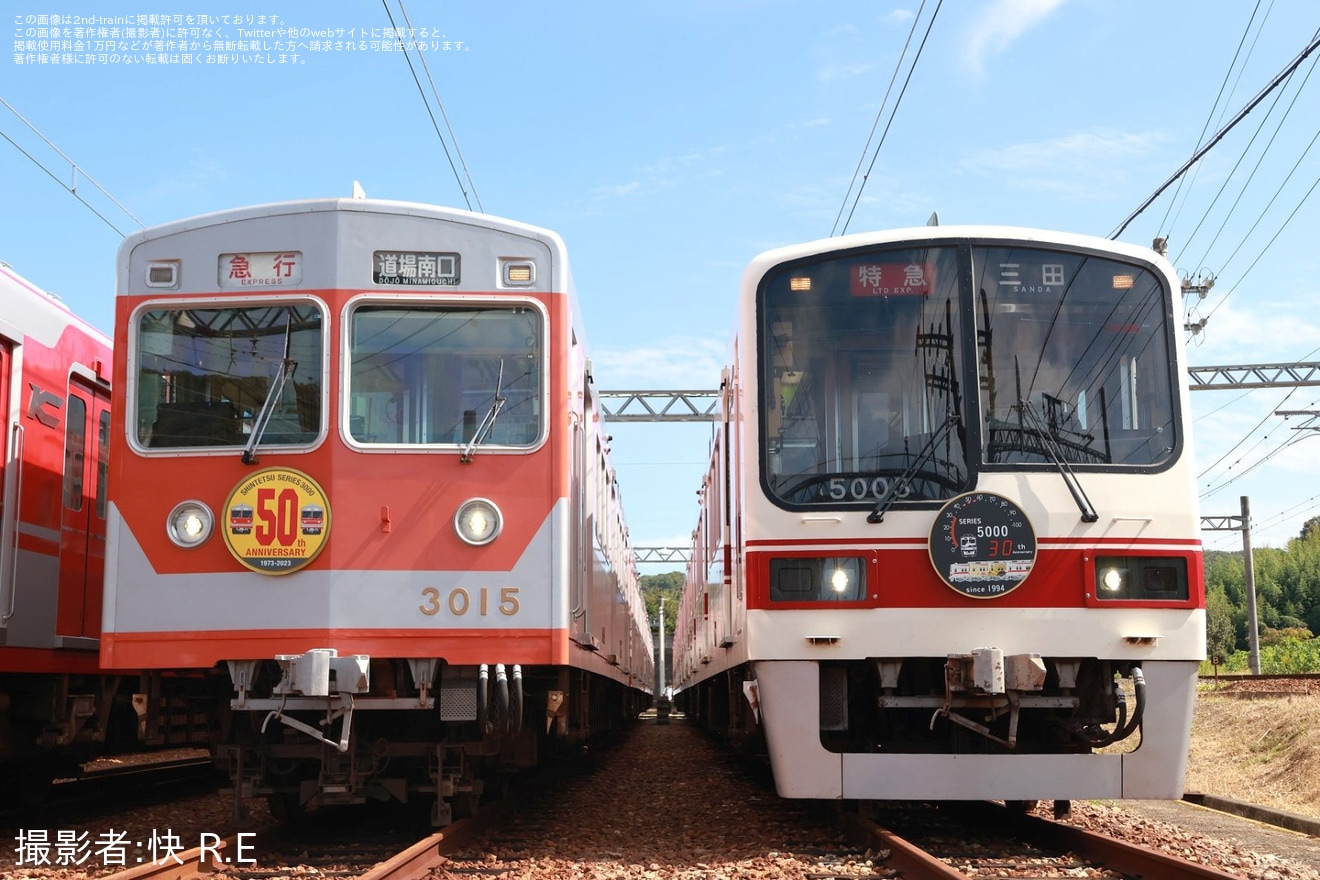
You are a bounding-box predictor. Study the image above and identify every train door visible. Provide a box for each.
[0,340,11,619]
[56,379,110,642]
[570,360,589,638]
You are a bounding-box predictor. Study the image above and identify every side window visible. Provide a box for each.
[63,394,87,511]
[96,409,110,519]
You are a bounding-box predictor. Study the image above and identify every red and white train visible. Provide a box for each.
[0,262,118,795]
[673,226,1204,811]
[100,198,655,824]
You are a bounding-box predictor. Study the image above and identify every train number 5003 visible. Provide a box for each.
[827,477,909,501]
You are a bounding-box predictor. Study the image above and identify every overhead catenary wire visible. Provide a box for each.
[1150,21,1320,544]
[1157,0,1267,238]
[1109,29,1320,240]
[835,0,943,237]
[1179,45,1319,271]
[1198,169,1320,327]
[380,0,477,211]
[1198,343,1320,482]
[1250,492,1320,538]
[394,0,482,213]
[1198,385,1320,500]
[830,0,930,237]
[0,95,143,236]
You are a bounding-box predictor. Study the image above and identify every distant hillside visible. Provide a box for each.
[1204,518,1320,669]
[640,572,683,635]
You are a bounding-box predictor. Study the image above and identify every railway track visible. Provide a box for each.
[82,717,1304,880]
[0,754,222,825]
[843,800,1245,879]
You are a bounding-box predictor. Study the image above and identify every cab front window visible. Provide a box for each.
[759,245,969,509]
[133,302,324,450]
[347,303,544,448]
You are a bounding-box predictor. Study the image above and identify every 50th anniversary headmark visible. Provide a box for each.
[222,467,331,575]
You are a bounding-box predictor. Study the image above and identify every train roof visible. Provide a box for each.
[745,224,1175,279]
[117,197,569,263]
[0,261,112,350]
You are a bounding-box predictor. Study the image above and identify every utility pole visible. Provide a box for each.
[658,597,666,696]
[656,597,671,723]
[1241,496,1261,675]
[1201,496,1261,674]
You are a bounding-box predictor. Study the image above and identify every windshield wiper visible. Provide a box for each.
[242,315,296,465]
[1019,398,1099,522]
[868,412,960,524]
[460,360,507,463]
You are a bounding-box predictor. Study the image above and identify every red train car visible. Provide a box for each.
[0,262,116,795]
[100,199,655,824]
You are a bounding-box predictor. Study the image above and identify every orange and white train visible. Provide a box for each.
[0,262,117,795]
[100,198,654,824]
[673,226,1204,812]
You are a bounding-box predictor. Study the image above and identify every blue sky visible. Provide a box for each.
[6,1,1320,567]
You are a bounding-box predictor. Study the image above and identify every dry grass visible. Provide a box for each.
[1185,690,1320,820]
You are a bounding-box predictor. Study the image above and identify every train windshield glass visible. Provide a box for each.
[348,304,543,447]
[760,245,969,508]
[972,245,1175,468]
[758,240,1178,509]
[133,303,323,449]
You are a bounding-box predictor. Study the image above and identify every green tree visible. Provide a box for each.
[1202,527,1320,671]
[1205,586,1236,662]
[640,572,684,634]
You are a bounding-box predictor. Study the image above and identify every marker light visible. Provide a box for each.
[1112,274,1135,290]
[454,498,503,546]
[789,277,812,291]
[502,260,535,286]
[167,501,214,548]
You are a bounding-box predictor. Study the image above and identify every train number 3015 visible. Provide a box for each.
[419,587,520,617]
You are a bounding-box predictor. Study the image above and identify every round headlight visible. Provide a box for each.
[454,498,502,546]
[1100,567,1125,593]
[830,567,850,593]
[167,501,214,548]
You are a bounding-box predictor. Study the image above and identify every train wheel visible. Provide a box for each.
[266,791,308,825]
[1004,799,1039,814]
[20,769,55,808]
[451,789,481,819]
[0,762,58,809]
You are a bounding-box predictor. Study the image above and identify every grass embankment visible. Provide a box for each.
[1185,690,1320,820]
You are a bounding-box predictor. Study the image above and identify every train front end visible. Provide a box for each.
[679,226,1204,805]
[102,199,649,823]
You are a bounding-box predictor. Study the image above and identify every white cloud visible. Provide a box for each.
[962,0,1067,76]
[964,129,1162,172]
[958,128,1169,200]
[824,23,862,38]
[591,146,733,202]
[591,336,729,388]
[817,61,874,83]
[590,180,645,200]
[1184,298,1320,364]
